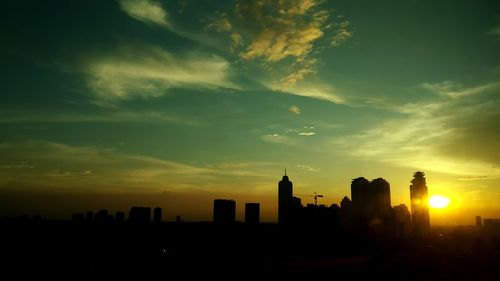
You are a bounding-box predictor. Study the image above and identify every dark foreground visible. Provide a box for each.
[1,221,499,279]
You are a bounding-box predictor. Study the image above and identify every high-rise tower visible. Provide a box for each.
[278,170,293,224]
[410,171,430,235]
[351,177,391,224]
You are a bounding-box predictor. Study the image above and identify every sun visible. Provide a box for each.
[429,195,450,209]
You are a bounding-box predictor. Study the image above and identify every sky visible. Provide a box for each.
[1,0,499,224]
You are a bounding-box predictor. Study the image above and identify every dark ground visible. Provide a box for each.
[1,221,499,279]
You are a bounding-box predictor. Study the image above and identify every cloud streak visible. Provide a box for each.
[422,80,500,99]
[119,0,170,27]
[0,140,279,192]
[85,46,235,103]
[330,80,500,177]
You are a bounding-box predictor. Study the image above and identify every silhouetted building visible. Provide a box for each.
[340,196,352,209]
[153,207,162,223]
[278,170,293,224]
[351,177,391,226]
[86,211,93,222]
[370,178,391,215]
[245,203,260,224]
[95,209,113,223]
[410,171,430,236]
[72,213,85,222]
[476,216,482,228]
[213,199,236,224]
[393,204,412,237]
[340,196,353,230]
[351,177,370,221]
[484,218,500,229]
[129,207,151,223]
[115,211,125,223]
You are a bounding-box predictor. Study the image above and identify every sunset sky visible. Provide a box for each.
[1,0,499,224]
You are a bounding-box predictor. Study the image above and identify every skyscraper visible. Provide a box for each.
[245,203,260,224]
[213,199,236,224]
[476,216,482,228]
[153,207,162,223]
[410,171,430,235]
[351,177,391,224]
[278,170,293,224]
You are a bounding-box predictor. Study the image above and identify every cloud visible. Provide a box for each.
[237,1,328,63]
[85,46,235,103]
[260,134,298,146]
[204,13,232,32]
[487,26,500,36]
[195,1,353,104]
[270,79,346,104]
[119,0,169,27]
[331,80,500,177]
[0,110,202,126]
[297,164,319,172]
[331,20,353,46]
[289,105,301,114]
[230,32,243,52]
[422,81,500,99]
[298,132,316,136]
[0,140,278,192]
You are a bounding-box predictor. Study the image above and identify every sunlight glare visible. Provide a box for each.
[429,195,450,209]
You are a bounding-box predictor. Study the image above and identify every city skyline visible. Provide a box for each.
[0,170,487,226]
[1,0,500,225]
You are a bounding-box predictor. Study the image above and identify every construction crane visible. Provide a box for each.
[294,192,324,206]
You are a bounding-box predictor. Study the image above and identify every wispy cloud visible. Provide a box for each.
[204,12,232,32]
[289,105,301,114]
[0,110,202,126]
[331,80,500,177]
[331,20,353,46]
[0,140,279,192]
[298,132,316,136]
[421,80,500,99]
[119,0,170,27]
[297,164,319,172]
[487,26,500,36]
[85,46,235,103]
[270,80,346,104]
[260,133,299,146]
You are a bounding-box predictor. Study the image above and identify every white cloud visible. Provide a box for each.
[86,46,236,103]
[119,0,169,27]
[422,81,500,99]
[298,132,316,136]
[270,80,346,104]
[297,164,319,172]
[289,105,301,114]
[260,134,298,146]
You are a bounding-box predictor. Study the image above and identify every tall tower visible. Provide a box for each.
[410,171,430,235]
[351,177,391,224]
[278,170,293,224]
[213,199,236,224]
[245,203,260,224]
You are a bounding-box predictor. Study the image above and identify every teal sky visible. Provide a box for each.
[1,0,500,224]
